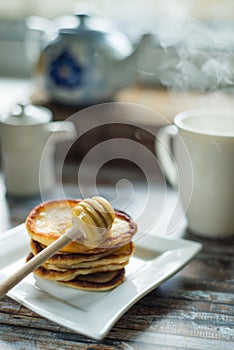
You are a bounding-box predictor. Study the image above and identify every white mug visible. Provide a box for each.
[155,109,234,238]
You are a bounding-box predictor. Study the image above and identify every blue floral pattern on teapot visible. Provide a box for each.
[49,49,83,88]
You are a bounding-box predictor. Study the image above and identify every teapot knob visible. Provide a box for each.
[76,13,89,28]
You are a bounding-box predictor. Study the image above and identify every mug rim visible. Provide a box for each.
[174,108,234,138]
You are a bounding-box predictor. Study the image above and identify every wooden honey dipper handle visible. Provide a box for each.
[0,196,115,300]
[0,227,78,300]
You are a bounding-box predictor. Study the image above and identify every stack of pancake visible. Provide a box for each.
[25,199,137,291]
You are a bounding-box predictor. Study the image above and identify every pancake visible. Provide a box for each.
[30,239,134,269]
[59,269,125,291]
[43,256,129,271]
[26,253,127,281]
[26,199,137,254]
[25,198,137,291]
[35,262,127,282]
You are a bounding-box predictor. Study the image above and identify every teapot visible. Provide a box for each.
[0,101,76,197]
[27,13,149,106]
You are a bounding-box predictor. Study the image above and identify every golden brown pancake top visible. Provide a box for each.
[26,199,137,253]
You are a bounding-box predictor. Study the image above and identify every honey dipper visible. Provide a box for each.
[0,197,115,299]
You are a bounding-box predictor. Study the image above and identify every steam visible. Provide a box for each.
[139,20,234,91]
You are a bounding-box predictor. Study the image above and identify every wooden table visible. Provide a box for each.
[0,162,233,350]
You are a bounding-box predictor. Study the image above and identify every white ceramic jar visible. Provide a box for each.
[0,102,76,197]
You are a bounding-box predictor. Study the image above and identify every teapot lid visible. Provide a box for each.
[58,13,112,36]
[55,13,132,58]
[1,101,52,126]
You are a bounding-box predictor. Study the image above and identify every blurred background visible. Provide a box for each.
[0,0,233,227]
[0,0,234,171]
[0,0,234,84]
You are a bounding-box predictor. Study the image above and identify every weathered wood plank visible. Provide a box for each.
[1,289,233,347]
[0,323,233,350]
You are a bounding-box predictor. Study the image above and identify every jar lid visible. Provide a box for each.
[1,101,52,126]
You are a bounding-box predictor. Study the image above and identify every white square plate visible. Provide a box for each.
[0,224,201,340]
